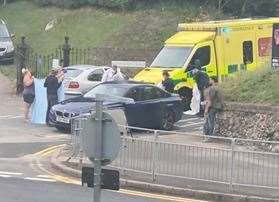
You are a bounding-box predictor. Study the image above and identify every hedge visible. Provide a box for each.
[31,0,134,9]
[5,0,279,16]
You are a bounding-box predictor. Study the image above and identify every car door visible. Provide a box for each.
[124,87,144,127]
[125,86,164,128]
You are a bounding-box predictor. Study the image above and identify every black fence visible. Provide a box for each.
[15,36,158,93]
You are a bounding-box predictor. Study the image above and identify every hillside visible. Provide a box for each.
[0,1,223,53]
[220,68,279,106]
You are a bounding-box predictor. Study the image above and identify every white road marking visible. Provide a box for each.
[24,177,56,182]
[36,175,53,178]
[0,171,23,176]
[177,117,201,123]
[0,115,13,118]
[0,115,23,119]
[178,121,204,128]
[0,174,12,178]
[7,116,24,119]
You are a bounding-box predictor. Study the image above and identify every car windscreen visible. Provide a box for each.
[84,84,129,98]
[0,25,9,38]
[64,68,83,79]
[150,46,192,68]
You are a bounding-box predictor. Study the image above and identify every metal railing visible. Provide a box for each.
[70,116,279,195]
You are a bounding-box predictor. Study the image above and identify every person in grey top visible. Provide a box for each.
[203,76,224,141]
[22,68,35,122]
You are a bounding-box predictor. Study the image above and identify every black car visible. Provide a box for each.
[49,81,184,131]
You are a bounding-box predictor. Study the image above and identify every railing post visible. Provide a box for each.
[230,138,236,192]
[16,36,28,94]
[62,36,71,67]
[152,130,159,182]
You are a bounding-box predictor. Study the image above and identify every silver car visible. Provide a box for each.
[64,65,109,99]
[0,20,14,63]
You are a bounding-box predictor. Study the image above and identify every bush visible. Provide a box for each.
[31,0,134,9]
[6,0,279,15]
[220,0,279,17]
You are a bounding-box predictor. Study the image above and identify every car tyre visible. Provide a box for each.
[161,110,175,131]
[55,125,69,133]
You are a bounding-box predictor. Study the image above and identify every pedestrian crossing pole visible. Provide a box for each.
[93,95,103,202]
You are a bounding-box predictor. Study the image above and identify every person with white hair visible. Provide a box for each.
[101,65,124,82]
[22,68,35,122]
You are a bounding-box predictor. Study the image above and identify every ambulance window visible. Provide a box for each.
[243,41,253,64]
[188,46,210,70]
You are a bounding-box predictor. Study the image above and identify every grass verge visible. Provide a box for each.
[220,68,279,106]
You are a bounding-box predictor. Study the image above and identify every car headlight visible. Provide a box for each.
[71,112,79,117]
[6,44,14,53]
[50,108,55,115]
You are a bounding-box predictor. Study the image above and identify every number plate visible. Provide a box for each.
[56,116,70,124]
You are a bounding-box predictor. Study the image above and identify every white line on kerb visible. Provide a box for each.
[0,174,12,178]
[0,171,23,176]
[24,177,56,182]
[36,175,53,179]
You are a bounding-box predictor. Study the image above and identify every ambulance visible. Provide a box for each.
[134,18,279,108]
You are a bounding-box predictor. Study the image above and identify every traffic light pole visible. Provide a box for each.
[93,95,103,202]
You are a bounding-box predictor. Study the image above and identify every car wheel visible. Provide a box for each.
[55,125,70,133]
[161,110,175,131]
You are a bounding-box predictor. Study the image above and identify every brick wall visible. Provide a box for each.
[216,102,279,142]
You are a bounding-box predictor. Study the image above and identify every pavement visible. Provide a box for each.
[0,72,209,202]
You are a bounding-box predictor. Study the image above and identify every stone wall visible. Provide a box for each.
[216,102,279,142]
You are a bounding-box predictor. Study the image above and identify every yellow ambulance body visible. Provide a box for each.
[134,18,279,100]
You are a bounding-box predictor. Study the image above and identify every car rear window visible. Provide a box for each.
[84,84,129,98]
[64,69,83,78]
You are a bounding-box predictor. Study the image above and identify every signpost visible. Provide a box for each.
[272,23,279,70]
[81,94,122,202]
[93,99,102,202]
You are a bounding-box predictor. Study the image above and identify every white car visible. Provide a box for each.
[63,65,109,99]
[0,19,15,63]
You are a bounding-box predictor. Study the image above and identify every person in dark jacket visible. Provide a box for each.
[161,70,175,93]
[192,59,210,117]
[44,68,63,125]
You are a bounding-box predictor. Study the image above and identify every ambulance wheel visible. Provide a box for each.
[177,87,192,111]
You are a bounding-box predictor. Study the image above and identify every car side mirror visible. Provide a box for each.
[11,33,15,39]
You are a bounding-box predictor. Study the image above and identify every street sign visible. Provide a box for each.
[111,60,146,68]
[81,167,120,191]
[81,111,121,166]
[81,94,122,202]
[272,23,279,70]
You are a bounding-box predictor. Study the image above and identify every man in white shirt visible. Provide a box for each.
[101,65,124,82]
